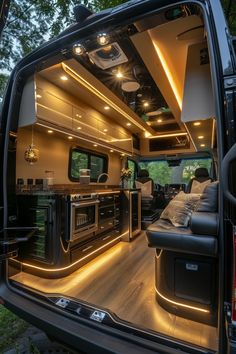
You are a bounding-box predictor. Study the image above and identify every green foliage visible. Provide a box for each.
[139,158,212,186]
[0,305,28,352]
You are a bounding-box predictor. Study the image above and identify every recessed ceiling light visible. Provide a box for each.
[76,114,82,118]
[110,150,114,153]
[77,127,82,130]
[47,130,53,134]
[200,144,206,147]
[194,122,201,126]
[60,76,68,81]
[104,106,110,110]
[143,102,149,108]
[126,122,131,126]
[93,144,98,147]
[116,71,123,79]
[103,129,108,132]
[198,135,204,139]
[36,94,42,98]
[73,43,85,56]
[68,136,73,140]
[121,153,125,157]
[157,119,163,123]
[97,33,109,46]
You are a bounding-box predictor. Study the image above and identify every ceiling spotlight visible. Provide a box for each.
[97,33,109,46]
[157,119,163,123]
[68,136,73,140]
[126,122,131,126]
[77,127,82,130]
[73,43,86,56]
[104,106,110,110]
[93,144,98,147]
[47,130,53,134]
[76,114,82,118]
[143,102,149,108]
[193,122,201,126]
[36,94,42,99]
[116,71,123,79]
[200,144,206,147]
[110,150,114,153]
[60,76,68,81]
[198,135,204,139]
[103,129,108,132]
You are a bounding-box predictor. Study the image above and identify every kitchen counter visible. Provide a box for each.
[16,184,140,195]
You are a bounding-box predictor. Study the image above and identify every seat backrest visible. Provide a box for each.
[135,169,154,197]
[187,167,212,193]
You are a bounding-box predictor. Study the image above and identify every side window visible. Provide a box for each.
[69,148,108,182]
[127,159,138,188]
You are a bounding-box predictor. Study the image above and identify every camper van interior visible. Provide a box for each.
[6,3,220,352]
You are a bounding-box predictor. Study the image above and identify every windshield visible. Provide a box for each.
[139,158,212,186]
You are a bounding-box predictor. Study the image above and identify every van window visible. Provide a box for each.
[69,148,108,182]
[139,158,212,186]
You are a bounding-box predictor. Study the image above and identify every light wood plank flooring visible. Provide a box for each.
[11,232,218,351]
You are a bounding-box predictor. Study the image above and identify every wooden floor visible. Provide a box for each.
[11,232,218,351]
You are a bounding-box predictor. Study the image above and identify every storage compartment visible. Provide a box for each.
[174,258,213,304]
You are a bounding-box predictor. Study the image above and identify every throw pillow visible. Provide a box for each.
[160,191,201,227]
[196,181,218,212]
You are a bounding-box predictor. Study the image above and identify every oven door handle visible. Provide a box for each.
[71,200,100,207]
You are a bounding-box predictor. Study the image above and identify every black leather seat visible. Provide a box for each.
[187,167,212,193]
[146,181,219,325]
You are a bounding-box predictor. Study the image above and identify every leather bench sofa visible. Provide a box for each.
[146,181,219,325]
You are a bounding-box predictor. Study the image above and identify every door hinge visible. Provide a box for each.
[224,76,236,89]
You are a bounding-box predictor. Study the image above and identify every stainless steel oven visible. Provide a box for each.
[69,193,99,242]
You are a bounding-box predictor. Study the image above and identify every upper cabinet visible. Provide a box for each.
[18,73,134,154]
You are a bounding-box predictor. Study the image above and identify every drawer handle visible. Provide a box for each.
[100,226,105,229]
[108,210,113,213]
[82,245,93,252]
[103,235,111,241]
[100,212,105,216]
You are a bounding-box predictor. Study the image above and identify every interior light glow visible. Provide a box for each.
[76,114,82,118]
[36,123,132,156]
[143,102,149,108]
[36,94,42,98]
[11,235,123,272]
[47,130,53,134]
[97,33,109,46]
[157,119,163,123]
[198,135,204,139]
[104,106,110,110]
[77,127,82,130]
[200,144,206,147]
[62,63,146,132]
[126,122,131,126]
[110,149,114,153]
[103,129,108,132]
[60,75,68,81]
[155,287,209,313]
[193,122,201,126]
[145,131,151,138]
[153,42,182,110]
[116,71,123,79]
[148,132,188,139]
[93,144,98,147]
[68,136,73,140]
[73,43,86,56]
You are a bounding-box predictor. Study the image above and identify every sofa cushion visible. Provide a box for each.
[146,219,218,257]
[160,191,200,227]
[190,212,219,236]
[196,181,218,212]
